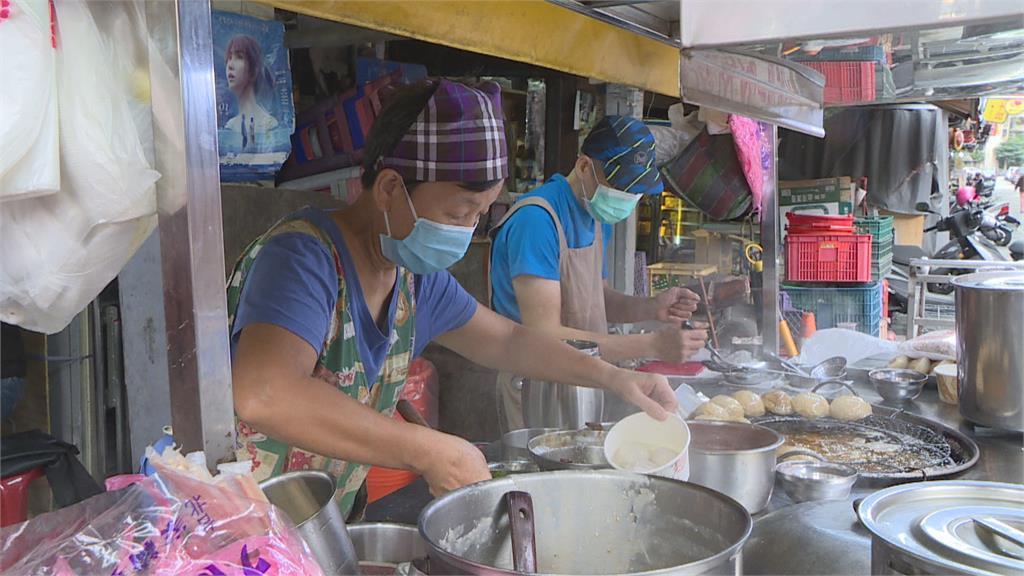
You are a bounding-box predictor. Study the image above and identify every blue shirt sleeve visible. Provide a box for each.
[413,271,478,357]
[502,205,561,281]
[231,233,338,357]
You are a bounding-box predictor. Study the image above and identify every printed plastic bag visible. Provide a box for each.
[0,461,324,576]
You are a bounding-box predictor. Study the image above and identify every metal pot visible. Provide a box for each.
[685,421,784,514]
[348,523,427,574]
[952,271,1024,431]
[522,340,603,429]
[418,470,751,575]
[260,470,361,575]
[857,480,1024,575]
[500,428,558,462]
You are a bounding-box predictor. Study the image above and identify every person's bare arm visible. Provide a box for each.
[233,323,488,495]
[512,275,705,363]
[602,282,657,324]
[435,306,679,419]
[602,283,699,324]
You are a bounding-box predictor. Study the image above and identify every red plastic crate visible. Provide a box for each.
[785,212,856,235]
[786,233,873,283]
[803,61,876,104]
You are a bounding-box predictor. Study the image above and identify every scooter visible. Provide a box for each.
[887,202,1022,313]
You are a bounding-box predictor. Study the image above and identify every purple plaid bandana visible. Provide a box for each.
[380,79,509,183]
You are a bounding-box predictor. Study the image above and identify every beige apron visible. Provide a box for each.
[493,197,608,432]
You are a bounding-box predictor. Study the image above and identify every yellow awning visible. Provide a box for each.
[259,0,679,96]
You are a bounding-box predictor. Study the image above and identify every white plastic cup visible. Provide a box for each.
[933,363,959,405]
[604,413,690,480]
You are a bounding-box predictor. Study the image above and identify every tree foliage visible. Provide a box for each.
[996,136,1024,167]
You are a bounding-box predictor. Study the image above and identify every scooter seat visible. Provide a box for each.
[893,245,928,266]
[1010,239,1024,261]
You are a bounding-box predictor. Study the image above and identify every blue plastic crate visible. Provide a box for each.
[782,282,883,336]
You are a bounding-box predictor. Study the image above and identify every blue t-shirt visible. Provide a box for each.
[490,175,611,323]
[231,207,478,387]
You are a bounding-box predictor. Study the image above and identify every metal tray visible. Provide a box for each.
[754,404,979,484]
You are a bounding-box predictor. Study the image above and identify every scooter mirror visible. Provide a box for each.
[915,202,932,212]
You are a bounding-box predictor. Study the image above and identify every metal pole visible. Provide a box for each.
[146,0,234,467]
[760,125,780,354]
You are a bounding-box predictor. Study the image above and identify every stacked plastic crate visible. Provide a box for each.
[782,212,884,337]
[855,216,894,281]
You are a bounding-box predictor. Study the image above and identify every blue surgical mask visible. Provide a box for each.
[584,163,642,224]
[379,182,476,275]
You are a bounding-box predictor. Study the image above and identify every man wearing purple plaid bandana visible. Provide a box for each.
[229,79,678,505]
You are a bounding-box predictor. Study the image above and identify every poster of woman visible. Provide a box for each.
[213,11,294,182]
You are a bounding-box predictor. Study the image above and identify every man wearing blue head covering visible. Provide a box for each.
[490,116,708,429]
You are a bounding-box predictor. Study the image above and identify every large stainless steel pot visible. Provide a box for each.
[857,480,1024,575]
[952,271,1024,431]
[685,421,784,514]
[523,340,603,429]
[260,470,361,575]
[418,470,751,575]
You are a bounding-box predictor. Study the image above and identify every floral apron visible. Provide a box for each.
[226,208,416,518]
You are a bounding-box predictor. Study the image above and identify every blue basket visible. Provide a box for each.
[782,282,883,336]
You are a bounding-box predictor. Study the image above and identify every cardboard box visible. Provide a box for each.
[780,178,854,234]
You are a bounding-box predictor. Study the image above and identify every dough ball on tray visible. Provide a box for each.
[693,400,748,423]
[730,390,766,417]
[710,395,745,421]
[792,392,830,419]
[761,390,793,416]
[830,395,873,421]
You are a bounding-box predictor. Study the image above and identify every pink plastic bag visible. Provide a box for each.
[0,465,323,576]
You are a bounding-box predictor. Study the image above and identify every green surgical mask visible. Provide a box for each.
[584,162,641,224]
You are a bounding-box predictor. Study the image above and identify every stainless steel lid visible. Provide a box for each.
[858,481,1024,575]
[951,271,1024,291]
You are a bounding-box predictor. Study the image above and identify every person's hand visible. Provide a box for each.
[606,368,679,421]
[417,432,491,497]
[650,323,709,362]
[650,287,700,323]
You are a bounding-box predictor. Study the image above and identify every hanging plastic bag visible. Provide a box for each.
[0,0,60,200]
[0,0,160,333]
[0,458,324,575]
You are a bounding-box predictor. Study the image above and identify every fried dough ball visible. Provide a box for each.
[730,390,766,418]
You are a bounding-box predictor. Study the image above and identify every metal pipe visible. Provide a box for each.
[761,125,780,354]
[147,0,235,468]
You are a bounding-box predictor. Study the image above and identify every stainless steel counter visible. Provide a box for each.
[367,371,1021,574]
[683,373,1023,575]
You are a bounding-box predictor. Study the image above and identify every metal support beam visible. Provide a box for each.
[146,0,234,468]
[760,125,780,354]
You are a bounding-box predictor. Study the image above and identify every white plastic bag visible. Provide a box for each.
[0,0,60,200]
[797,328,900,367]
[649,125,697,168]
[0,0,160,333]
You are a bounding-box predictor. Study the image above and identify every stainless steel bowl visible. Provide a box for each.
[500,427,558,461]
[488,460,539,477]
[776,459,858,503]
[869,369,928,402]
[348,523,428,574]
[527,428,609,471]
